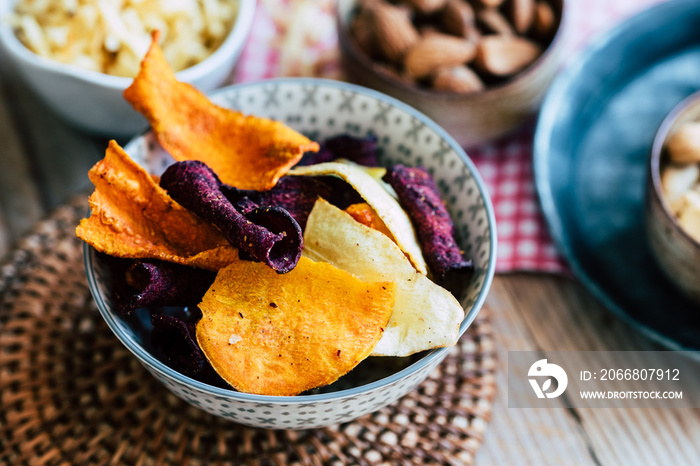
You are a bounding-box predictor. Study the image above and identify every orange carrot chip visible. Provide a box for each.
[76,140,238,270]
[345,203,394,239]
[123,33,319,191]
[197,257,396,396]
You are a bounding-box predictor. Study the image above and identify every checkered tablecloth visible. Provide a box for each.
[233,0,665,274]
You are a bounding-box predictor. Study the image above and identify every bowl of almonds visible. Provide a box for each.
[646,90,700,305]
[337,0,564,146]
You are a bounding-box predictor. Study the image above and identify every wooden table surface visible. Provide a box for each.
[1,60,699,466]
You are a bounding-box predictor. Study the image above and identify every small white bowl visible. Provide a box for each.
[0,0,256,137]
[84,78,497,429]
[646,90,700,305]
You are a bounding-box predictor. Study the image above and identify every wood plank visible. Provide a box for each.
[0,206,12,260]
[0,67,46,248]
[484,275,700,466]
[475,277,597,466]
[0,54,106,210]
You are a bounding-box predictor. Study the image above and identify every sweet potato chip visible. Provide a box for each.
[123,34,319,191]
[197,256,395,396]
[76,140,238,270]
[303,199,464,357]
[289,162,428,274]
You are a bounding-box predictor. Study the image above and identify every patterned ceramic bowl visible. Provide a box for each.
[84,78,496,429]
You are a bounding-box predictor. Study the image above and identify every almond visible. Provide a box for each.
[432,65,484,93]
[533,1,556,37]
[464,24,482,45]
[678,191,700,242]
[662,163,700,213]
[441,0,475,37]
[475,35,541,76]
[667,122,700,164]
[403,34,477,79]
[477,0,505,7]
[357,0,381,9]
[403,0,448,15]
[375,63,417,87]
[350,10,379,59]
[419,25,443,38]
[477,8,515,36]
[370,1,420,63]
[510,0,535,34]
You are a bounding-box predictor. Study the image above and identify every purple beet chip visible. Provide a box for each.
[121,261,215,315]
[150,313,208,378]
[244,205,302,270]
[97,255,215,315]
[221,176,360,230]
[297,134,379,167]
[160,161,303,273]
[96,253,136,314]
[151,313,229,387]
[383,165,474,296]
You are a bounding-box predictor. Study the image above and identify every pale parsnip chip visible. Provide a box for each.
[336,159,386,181]
[290,162,428,275]
[302,198,464,356]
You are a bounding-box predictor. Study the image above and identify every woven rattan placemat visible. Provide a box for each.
[0,197,496,465]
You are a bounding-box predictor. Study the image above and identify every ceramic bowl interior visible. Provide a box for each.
[650,90,700,225]
[336,0,565,146]
[646,90,700,304]
[0,0,255,137]
[84,79,496,429]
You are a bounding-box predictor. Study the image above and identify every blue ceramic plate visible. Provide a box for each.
[534,0,700,351]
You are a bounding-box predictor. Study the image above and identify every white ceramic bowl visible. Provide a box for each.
[0,0,256,137]
[84,78,497,429]
[646,90,700,305]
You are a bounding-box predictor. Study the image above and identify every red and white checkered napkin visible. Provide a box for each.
[233,0,664,274]
[466,124,567,273]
